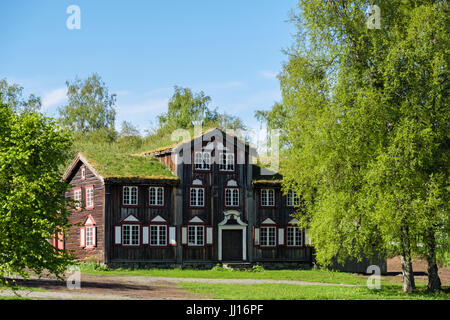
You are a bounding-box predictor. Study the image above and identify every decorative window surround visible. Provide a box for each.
[115,214,142,247]
[80,215,96,249]
[218,210,247,261]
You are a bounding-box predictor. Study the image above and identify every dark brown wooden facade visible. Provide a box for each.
[61,129,319,269]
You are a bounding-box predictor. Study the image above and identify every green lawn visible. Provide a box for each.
[79,263,376,285]
[178,282,450,300]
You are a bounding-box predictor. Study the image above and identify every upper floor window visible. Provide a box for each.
[194,152,211,170]
[149,187,164,207]
[261,189,275,207]
[287,190,300,207]
[81,166,86,180]
[85,186,94,209]
[219,153,234,171]
[73,188,82,210]
[224,179,239,207]
[190,179,205,207]
[123,186,138,206]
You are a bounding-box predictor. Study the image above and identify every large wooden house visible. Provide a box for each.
[62,128,380,271]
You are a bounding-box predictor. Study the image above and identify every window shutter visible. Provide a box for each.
[92,226,97,247]
[278,228,284,246]
[206,226,213,245]
[114,226,121,244]
[169,226,177,246]
[80,227,85,248]
[253,227,260,246]
[181,227,187,245]
[142,226,149,245]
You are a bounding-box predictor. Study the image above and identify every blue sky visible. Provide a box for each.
[0,0,298,134]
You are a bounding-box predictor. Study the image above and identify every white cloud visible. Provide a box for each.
[117,97,169,116]
[259,70,278,80]
[42,87,67,110]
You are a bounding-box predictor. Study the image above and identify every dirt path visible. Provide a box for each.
[2,274,208,300]
[1,273,357,300]
[387,257,450,286]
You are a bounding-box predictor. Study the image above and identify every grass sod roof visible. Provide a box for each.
[252,156,289,184]
[77,148,178,182]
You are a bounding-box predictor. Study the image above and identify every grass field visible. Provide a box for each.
[79,263,376,285]
[178,282,450,300]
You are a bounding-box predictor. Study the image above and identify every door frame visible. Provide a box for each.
[218,210,247,261]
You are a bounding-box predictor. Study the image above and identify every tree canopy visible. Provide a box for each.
[0,97,74,287]
[58,73,117,140]
[258,0,449,292]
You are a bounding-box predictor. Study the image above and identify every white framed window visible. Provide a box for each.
[81,166,86,180]
[80,215,96,248]
[123,186,138,206]
[86,226,94,247]
[188,225,204,246]
[260,227,276,247]
[287,227,302,246]
[219,153,234,171]
[225,188,239,207]
[149,187,164,206]
[189,187,205,207]
[194,152,211,170]
[261,189,275,207]
[86,186,94,209]
[287,190,300,207]
[74,188,82,209]
[122,224,140,246]
[150,225,167,246]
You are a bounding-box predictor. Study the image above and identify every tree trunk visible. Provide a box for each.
[425,231,441,292]
[400,225,416,293]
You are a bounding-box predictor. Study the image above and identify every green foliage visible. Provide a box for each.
[211,264,227,272]
[0,101,74,288]
[0,79,41,114]
[58,73,116,138]
[258,0,449,291]
[157,86,245,135]
[251,265,265,273]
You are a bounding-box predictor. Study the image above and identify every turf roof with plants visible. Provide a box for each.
[70,142,178,180]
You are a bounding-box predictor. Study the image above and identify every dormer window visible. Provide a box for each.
[219,153,234,171]
[194,152,211,170]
